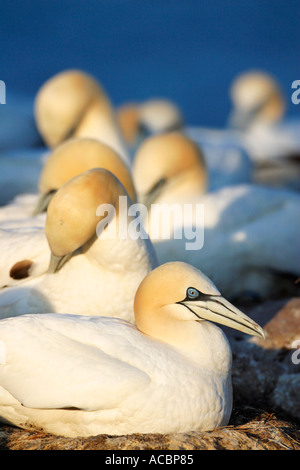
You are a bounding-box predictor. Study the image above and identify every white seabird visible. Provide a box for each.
[132,132,300,300]
[35,69,130,164]
[0,261,264,437]
[0,137,136,225]
[0,168,157,321]
[117,98,184,149]
[0,139,138,289]
[228,70,300,189]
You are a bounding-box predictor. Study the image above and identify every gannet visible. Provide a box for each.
[0,138,136,224]
[0,169,157,319]
[34,69,130,164]
[0,261,264,437]
[132,133,300,300]
[183,72,298,191]
[228,71,300,188]
[132,131,207,210]
[0,140,137,288]
[228,70,286,130]
[117,98,183,148]
[34,137,136,215]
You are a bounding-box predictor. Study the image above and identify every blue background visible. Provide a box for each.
[0,0,299,126]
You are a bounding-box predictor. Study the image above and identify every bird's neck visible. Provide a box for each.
[136,306,232,374]
[74,98,129,163]
[83,210,155,272]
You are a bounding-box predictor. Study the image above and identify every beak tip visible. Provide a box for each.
[248,322,266,340]
[257,326,266,340]
[184,295,266,340]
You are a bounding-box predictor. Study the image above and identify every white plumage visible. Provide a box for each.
[228,70,300,190]
[185,127,253,190]
[0,224,48,288]
[0,168,157,322]
[132,132,300,299]
[0,261,264,437]
[34,69,130,164]
[0,139,138,289]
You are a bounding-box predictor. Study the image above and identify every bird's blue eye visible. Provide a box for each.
[187,287,199,299]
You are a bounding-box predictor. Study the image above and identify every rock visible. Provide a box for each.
[231,342,289,405]
[250,297,300,350]
[272,374,300,420]
[229,297,300,421]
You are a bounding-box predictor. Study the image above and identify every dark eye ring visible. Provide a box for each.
[187,287,199,299]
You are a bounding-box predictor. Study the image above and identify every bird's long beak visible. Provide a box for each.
[48,252,72,274]
[32,190,56,216]
[183,295,265,338]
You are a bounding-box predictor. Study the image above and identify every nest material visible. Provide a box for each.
[0,406,299,450]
